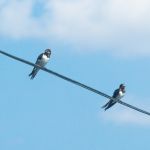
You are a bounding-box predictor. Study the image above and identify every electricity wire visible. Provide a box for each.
[0,50,150,116]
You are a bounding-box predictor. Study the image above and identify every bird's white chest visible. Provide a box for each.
[114,91,124,102]
[118,91,124,98]
[38,55,49,66]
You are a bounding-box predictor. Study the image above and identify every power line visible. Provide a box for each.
[0,50,150,116]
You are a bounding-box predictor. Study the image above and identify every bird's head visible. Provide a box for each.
[44,49,51,57]
[119,84,125,93]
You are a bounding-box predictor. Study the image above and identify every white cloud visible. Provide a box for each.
[0,0,47,38]
[1,0,150,56]
[101,109,150,126]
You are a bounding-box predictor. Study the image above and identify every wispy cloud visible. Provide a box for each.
[101,109,150,126]
[100,96,150,126]
[8,136,25,145]
[1,0,150,56]
[0,0,46,38]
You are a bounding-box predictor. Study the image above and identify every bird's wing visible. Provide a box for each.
[118,100,150,116]
[37,53,43,59]
[112,89,119,98]
[35,53,43,64]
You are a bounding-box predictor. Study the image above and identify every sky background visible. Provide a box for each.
[1,0,150,150]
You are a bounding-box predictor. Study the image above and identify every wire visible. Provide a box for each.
[118,101,150,116]
[0,50,150,116]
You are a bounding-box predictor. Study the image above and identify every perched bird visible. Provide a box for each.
[102,84,126,111]
[29,49,51,79]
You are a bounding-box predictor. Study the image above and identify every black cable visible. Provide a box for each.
[0,50,150,116]
[118,100,150,116]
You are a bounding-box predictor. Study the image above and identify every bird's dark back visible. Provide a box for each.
[112,89,119,98]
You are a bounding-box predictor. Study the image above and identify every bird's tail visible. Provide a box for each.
[101,102,109,108]
[29,68,39,79]
[104,102,116,111]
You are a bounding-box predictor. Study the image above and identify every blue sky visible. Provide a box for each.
[1,0,150,150]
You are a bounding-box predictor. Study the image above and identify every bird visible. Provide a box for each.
[29,49,51,79]
[102,84,126,111]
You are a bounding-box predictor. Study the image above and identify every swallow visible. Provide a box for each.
[102,84,126,111]
[29,49,51,79]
